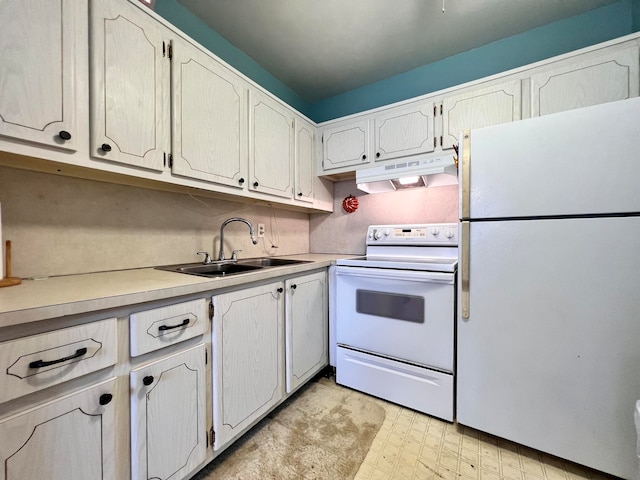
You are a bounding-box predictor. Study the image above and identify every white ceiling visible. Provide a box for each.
[176,0,620,103]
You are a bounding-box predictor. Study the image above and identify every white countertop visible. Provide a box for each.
[0,254,345,328]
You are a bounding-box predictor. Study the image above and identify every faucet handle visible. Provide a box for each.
[196,251,212,264]
[231,249,242,261]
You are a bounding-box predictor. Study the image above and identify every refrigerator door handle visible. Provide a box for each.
[460,129,471,220]
[461,221,470,319]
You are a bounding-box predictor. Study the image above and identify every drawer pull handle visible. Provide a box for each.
[158,318,190,331]
[29,347,88,369]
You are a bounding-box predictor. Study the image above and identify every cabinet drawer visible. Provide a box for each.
[130,298,208,356]
[0,318,117,404]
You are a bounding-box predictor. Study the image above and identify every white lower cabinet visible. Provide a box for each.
[285,271,328,393]
[0,377,117,480]
[211,271,329,452]
[130,343,207,480]
[212,282,285,450]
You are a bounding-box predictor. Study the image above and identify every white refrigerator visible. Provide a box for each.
[457,97,640,479]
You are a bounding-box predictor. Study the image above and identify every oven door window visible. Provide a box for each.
[356,290,424,323]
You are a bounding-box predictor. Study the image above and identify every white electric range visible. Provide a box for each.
[335,223,458,421]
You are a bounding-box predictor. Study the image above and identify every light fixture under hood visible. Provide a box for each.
[356,154,458,194]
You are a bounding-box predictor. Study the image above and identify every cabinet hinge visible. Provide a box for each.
[434,137,437,148]
[163,152,166,168]
[440,135,443,146]
[163,41,166,57]
[168,43,173,59]
[205,348,208,365]
[440,104,443,115]
[168,154,173,168]
[210,427,215,447]
[433,105,437,116]
[209,301,214,321]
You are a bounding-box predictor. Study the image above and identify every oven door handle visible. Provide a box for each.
[335,266,455,284]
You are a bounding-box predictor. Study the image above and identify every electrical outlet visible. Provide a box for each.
[257,223,265,237]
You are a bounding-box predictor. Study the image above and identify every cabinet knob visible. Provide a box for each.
[253,181,259,188]
[291,284,297,290]
[376,152,381,158]
[101,143,112,153]
[143,375,154,386]
[238,177,245,185]
[361,155,367,160]
[99,393,113,406]
[277,287,284,293]
[297,192,303,197]
[58,130,72,141]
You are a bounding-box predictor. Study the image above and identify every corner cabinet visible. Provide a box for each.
[89,0,170,170]
[171,37,248,189]
[285,271,328,393]
[0,378,117,480]
[249,90,295,198]
[130,344,207,480]
[294,116,315,203]
[211,282,285,450]
[0,0,78,151]
[321,118,371,172]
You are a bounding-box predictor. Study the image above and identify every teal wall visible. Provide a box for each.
[154,0,309,115]
[155,0,638,123]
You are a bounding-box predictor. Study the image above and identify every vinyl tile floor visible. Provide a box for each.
[351,391,618,480]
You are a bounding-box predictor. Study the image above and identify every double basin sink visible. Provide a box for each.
[155,257,311,278]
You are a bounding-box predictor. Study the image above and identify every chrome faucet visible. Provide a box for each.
[219,217,258,261]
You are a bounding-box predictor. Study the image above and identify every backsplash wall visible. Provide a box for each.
[0,166,309,279]
[309,179,458,254]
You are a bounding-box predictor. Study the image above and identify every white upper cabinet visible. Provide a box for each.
[294,116,315,203]
[0,0,77,150]
[530,46,640,117]
[89,0,170,171]
[249,90,295,198]
[373,101,435,162]
[321,119,370,172]
[171,38,248,188]
[440,79,522,150]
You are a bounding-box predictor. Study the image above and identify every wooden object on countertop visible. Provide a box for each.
[0,240,21,287]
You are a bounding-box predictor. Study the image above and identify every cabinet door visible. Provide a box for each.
[171,39,248,188]
[249,90,294,198]
[294,117,315,203]
[212,282,284,450]
[286,271,328,393]
[321,119,370,172]
[90,0,170,171]
[130,343,207,480]
[0,378,116,480]
[530,47,639,117]
[441,79,521,150]
[373,102,435,162]
[0,0,77,150]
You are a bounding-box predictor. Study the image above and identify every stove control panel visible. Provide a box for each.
[367,223,458,246]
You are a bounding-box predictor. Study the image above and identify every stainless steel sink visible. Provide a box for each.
[155,257,310,278]
[238,258,312,267]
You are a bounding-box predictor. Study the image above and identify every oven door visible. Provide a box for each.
[335,266,454,372]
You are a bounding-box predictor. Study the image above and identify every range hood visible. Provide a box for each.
[356,154,458,194]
